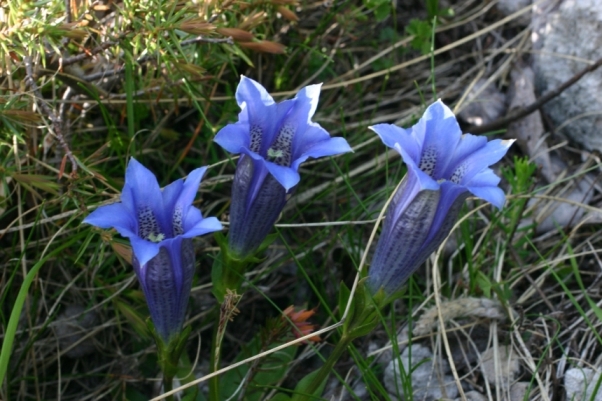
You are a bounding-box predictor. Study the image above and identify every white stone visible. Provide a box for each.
[480,346,520,388]
[510,382,530,400]
[565,368,602,401]
[532,0,602,152]
[454,390,488,401]
[497,0,532,25]
[458,79,506,127]
[384,344,458,400]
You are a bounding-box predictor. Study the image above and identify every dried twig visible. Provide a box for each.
[24,56,78,176]
[468,57,602,134]
[84,36,233,82]
[181,35,234,47]
[61,40,118,67]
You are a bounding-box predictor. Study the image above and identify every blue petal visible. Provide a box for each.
[134,237,195,343]
[443,133,489,176]
[374,123,428,169]
[294,84,321,118]
[161,178,184,225]
[403,151,440,191]
[292,123,331,154]
[182,216,223,238]
[237,75,275,108]
[466,169,506,209]
[125,158,162,203]
[236,76,279,150]
[421,100,463,179]
[264,161,299,191]
[369,186,440,294]
[177,167,207,210]
[123,158,168,231]
[284,84,321,151]
[386,169,439,228]
[83,203,137,237]
[130,236,161,266]
[466,168,501,188]
[240,153,271,205]
[291,135,352,171]
[469,186,506,209]
[227,160,287,257]
[423,182,468,244]
[455,139,515,185]
[214,123,250,155]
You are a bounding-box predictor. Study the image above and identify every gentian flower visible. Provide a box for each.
[214,76,352,258]
[84,158,222,344]
[368,100,514,297]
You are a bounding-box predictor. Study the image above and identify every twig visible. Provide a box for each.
[84,36,233,82]
[64,0,71,24]
[180,36,234,47]
[24,56,78,176]
[61,40,118,67]
[468,57,602,134]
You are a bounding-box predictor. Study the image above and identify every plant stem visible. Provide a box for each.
[294,335,352,401]
[163,374,174,401]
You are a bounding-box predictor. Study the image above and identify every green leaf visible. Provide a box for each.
[426,0,439,19]
[374,2,390,21]
[228,44,255,68]
[270,394,291,401]
[125,385,149,401]
[476,272,492,298]
[292,369,328,399]
[406,19,433,55]
[114,299,150,339]
[210,251,226,302]
[220,334,297,401]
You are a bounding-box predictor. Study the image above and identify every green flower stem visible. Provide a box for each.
[293,335,353,401]
[150,322,191,401]
[211,233,253,302]
[291,280,385,400]
[163,374,174,401]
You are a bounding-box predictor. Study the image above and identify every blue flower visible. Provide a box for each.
[215,76,352,258]
[368,100,514,297]
[84,158,222,343]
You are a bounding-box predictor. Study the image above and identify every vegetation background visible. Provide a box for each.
[2,0,601,400]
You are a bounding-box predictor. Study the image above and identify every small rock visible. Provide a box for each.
[507,64,555,184]
[480,346,520,388]
[565,368,602,401]
[510,382,530,400]
[532,0,602,153]
[497,0,532,25]
[384,344,458,400]
[454,390,488,401]
[528,174,599,234]
[458,79,507,127]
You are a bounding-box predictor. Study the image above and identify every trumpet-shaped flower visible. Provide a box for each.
[84,158,222,343]
[368,100,514,297]
[215,76,352,258]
